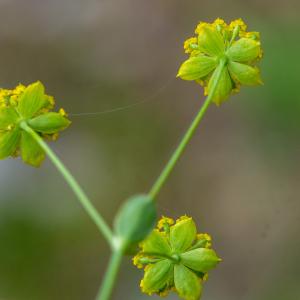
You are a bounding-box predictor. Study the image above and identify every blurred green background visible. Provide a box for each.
[0,0,299,299]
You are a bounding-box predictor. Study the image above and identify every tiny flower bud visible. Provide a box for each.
[114,194,157,250]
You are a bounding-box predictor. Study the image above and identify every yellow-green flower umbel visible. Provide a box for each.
[0,81,70,166]
[177,18,263,105]
[133,216,221,300]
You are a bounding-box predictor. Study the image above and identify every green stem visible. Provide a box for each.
[96,250,123,300]
[149,59,226,200]
[229,25,240,47]
[20,121,114,245]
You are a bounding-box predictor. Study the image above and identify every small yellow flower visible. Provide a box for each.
[178,18,263,105]
[158,216,175,230]
[184,37,198,54]
[133,253,145,269]
[133,216,221,300]
[0,81,71,167]
[59,108,68,117]
[229,18,247,33]
[197,233,212,248]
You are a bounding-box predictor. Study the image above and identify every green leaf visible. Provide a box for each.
[208,65,232,105]
[0,107,19,130]
[170,217,196,252]
[0,128,20,159]
[174,264,202,300]
[21,131,45,167]
[141,229,172,256]
[227,38,261,62]
[228,61,262,86]
[177,56,217,81]
[198,25,225,57]
[141,259,174,294]
[114,194,157,246]
[17,81,48,118]
[28,112,71,134]
[181,248,221,273]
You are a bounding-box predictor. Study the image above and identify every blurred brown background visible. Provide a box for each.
[0,0,300,299]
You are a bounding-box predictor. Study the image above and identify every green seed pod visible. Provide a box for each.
[114,194,157,249]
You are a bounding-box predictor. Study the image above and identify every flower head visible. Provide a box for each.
[0,81,71,166]
[177,18,263,105]
[133,216,221,300]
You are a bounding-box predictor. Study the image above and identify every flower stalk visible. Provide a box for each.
[96,249,124,300]
[149,58,227,200]
[20,121,114,246]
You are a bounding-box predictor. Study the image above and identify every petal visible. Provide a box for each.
[141,259,174,295]
[0,128,20,159]
[0,107,19,130]
[207,65,232,106]
[198,25,225,56]
[177,56,217,81]
[21,131,45,167]
[174,264,202,300]
[142,229,172,256]
[227,38,261,62]
[170,216,197,252]
[17,81,49,118]
[28,112,71,134]
[228,61,262,86]
[181,248,221,273]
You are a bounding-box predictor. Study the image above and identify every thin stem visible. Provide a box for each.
[149,59,226,200]
[20,121,114,245]
[229,25,240,47]
[96,250,123,300]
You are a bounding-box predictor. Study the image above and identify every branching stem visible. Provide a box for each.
[21,58,226,300]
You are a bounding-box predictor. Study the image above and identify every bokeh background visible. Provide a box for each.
[0,0,300,299]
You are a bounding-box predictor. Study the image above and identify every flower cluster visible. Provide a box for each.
[177,18,263,105]
[0,81,70,166]
[133,216,221,300]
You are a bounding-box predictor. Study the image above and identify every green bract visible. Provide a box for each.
[0,82,71,166]
[133,216,221,300]
[178,18,263,105]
